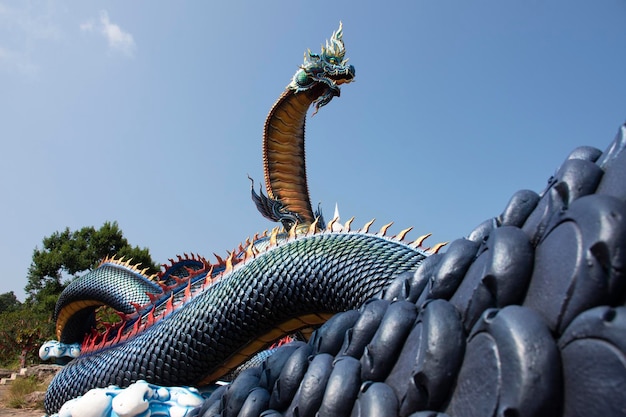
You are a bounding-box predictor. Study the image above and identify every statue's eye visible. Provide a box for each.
[328,57,336,65]
[296,70,310,86]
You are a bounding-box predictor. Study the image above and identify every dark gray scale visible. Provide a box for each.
[565,145,603,163]
[465,218,497,245]
[196,385,228,417]
[408,254,443,302]
[258,342,307,391]
[444,306,561,417]
[309,310,361,356]
[380,270,430,303]
[522,194,626,334]
[285,353,334,417]
[237,387,271,417]
[269,344,313,411]
[466,189,539,244]
[260,411,284,417]
[360,300,418,382]
[596,124,626,201]
[317,356,362,417]
[221,367,262,417]
[385,299,465,416]
[416,239,480,304]
[198,399,222,417]
[350,382,399,417]
[406,413,451,417]
[497,189,541,228]
[522,154,604,246]
[449,226,534,332]
[558,306,626,417]
[338,299,390,359]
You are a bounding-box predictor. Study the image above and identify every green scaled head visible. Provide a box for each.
[288,22,356,113]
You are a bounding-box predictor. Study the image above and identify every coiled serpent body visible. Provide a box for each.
[45,232,426,412]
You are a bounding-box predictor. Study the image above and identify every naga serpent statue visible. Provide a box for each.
[44,23,626,417]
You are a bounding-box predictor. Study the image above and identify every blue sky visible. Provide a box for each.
[1,1,625,301]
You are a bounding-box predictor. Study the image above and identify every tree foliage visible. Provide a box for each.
[0,222,159,368]
[0,307,53,367]
[0,291,20,314]
[25,221,159,308]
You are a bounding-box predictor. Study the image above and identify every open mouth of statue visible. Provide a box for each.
[328,64,356,85]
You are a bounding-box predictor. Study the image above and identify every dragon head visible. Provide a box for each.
[288,22,356,113]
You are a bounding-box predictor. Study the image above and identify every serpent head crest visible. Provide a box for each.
[288,22,356,113]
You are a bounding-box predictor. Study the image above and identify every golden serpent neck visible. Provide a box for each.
[262,84,327,227]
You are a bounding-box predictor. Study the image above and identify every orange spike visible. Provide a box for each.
[111,324,124,346]
[361,218,376,233]
[184,278,192,301]
[145,307,156,327]
[245,243,256,260]
[430,241,449,254]
[100,326,112,346]
[115,311,130,321]
[90,330,101,348]
[395,226,413,241]
[288,222,298,239]
[269,227,279,246]
[131,316,142,334]
[378,221,393,236]
[202,266,215,289]
[147,292,160,303]
[130,301,144,313]
[225,252,235,274]
[344,217,355,232]
[307,218,319,235]
[326,216,339,232]
[411,233,432,248]
[213,253,225,265]
[164,294,175,316]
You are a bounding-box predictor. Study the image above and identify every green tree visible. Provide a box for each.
[0,222,158,368]
[0,307,52,368]
[0,291,20,314]
[25,221,159,310]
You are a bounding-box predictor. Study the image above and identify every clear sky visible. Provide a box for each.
[1,1,625,301]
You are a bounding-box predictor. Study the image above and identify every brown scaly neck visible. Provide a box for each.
[262,83,328,228]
